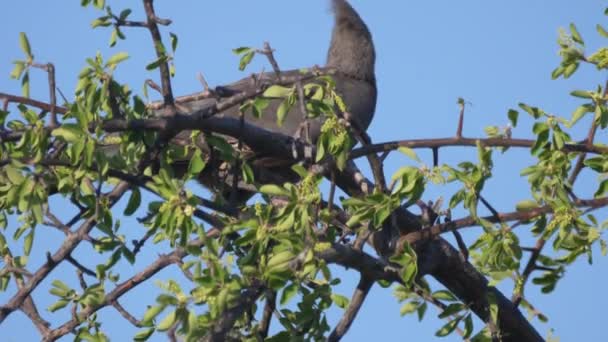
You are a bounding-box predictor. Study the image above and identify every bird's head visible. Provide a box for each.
[327,0,376,83]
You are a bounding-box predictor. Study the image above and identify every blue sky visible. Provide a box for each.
[1,1,607,341]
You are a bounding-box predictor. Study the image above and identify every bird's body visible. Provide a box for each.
[117,0,377,201]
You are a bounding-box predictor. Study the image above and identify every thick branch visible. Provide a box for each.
[328,276,374,342]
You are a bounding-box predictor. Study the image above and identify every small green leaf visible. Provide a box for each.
[438,303,465,319]
[232,47,252,55]
[570,105,592,127]
[432,290,457,302]
[238,51,255,71]
[47,299,70,313]
[263,85,293,98]
[598,24,608,38]
[276,99,290,127]
[105,52,129,68]
[52,124,84,143]
[570,23,584,45]
[331,293,350,309]
[463,314,474,338]
[400,302,418,316]
[508,109,519,127]
[134,328,155,341]
[435,316,461,337]
[259,184,289,197]
[570,90,593,99]
[516,200,539,212]
[398,147,421,162]
[156,310,176,331]
[142,305,165,326]
[124,188,141,216]
[280,283,298,306]
[19,32,32,59]
[187,150,206,176]
[595,179,608,198]
[146,57,166,71]
[169,32,178,52]
[24,230,34,256]
[21,72,30,98]
[10,61,26,79]
[109,29,118,47]
[563,62,579,78]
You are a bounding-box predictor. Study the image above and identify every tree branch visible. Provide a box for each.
[328,276,374,341]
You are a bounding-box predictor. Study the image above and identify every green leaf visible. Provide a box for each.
[570,90,593,99]
[187,150,206,176]
[24,230,34,256]
[276,99,290,127]
[598,24,608,38]
[109,29,118,47]
[435,316,461,337]
[238,51,255,71]
[516,200,539,211]
[119,9,132,20]
[508,109,519,127]
[21,72,30,98]
[146,56,166,71]
[331,293,350,309]
[10,61,26,79]
[19,32,32,59]
[463,314,474,338]
[47,299,70,313]
[259,184,289,197]
[280,283,298,306]
[169,32,178,52]
[563,62,579,78]
[263,85,293,98]
[124,188,141,216]
[432,290,457,302]
[570,105,592,127]
[400,302,418,316]
[438,303,465,319]
[398,147,421,162]
[93,0,105,9]
[5,166,25,184]
[551,66,565,79]
[142,305,165,326]
[570,23,584,45]
[156,310,176,331]
[52,124,84,143]
[133,328,155,341]
[232,47,252,55]
[105,52,129,68]
[595,179,608,198]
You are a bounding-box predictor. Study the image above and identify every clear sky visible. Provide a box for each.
[0,1,607,341]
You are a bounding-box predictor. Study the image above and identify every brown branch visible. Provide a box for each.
[399,196,608,247]
[112,300,143,327]
[65,254,96,277]
[0,182,130,325]
[142,0,175,109]
[512,236,547,307]
[43,250,184,341]
[258,290,276,339]
[456,98,465,138]
[202,284,265,342]
[0,92,67,114]
[258,42,281,78]
[328,276,374,341]
[350,136,608,160]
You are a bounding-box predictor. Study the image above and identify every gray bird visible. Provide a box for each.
[108,0,377,201]
[175,0,376,143]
